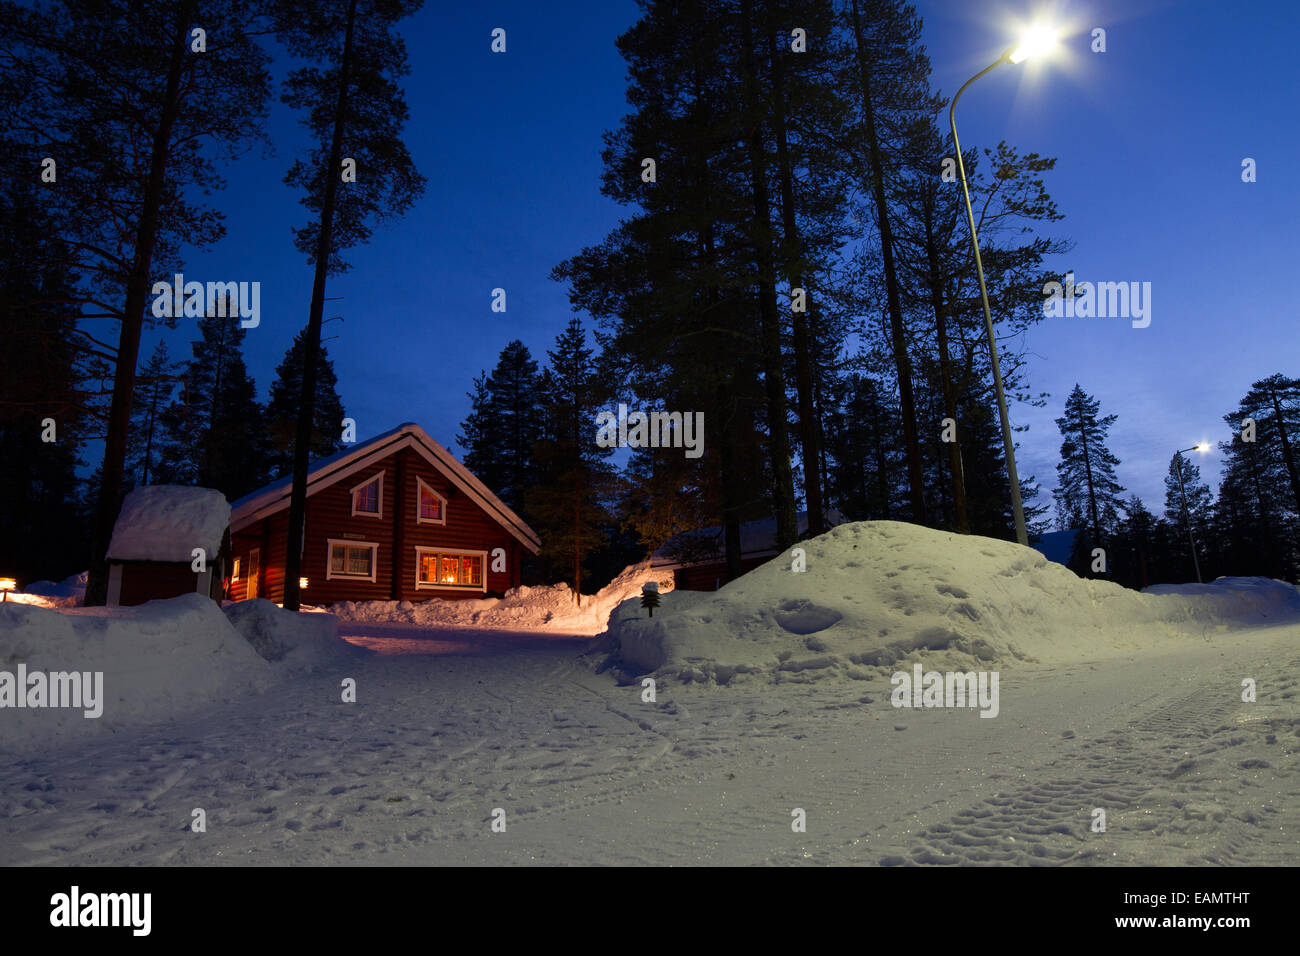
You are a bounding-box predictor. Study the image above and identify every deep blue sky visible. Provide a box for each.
[158,0,1298,515]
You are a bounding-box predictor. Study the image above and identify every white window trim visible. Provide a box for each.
[327,538,379,583]
[416,476,448,525]
[350,471,384,519]
[414,546,487,593]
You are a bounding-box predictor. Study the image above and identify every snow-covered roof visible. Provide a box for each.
[651,510,846,569]
[229,423,541,554]
[107,485,230,563]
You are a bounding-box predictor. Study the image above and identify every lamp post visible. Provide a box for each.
[949,26,1056,547]
[1174,444,1211,584]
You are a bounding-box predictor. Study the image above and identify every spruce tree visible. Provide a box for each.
[458,340,545,516]
[126,341,179,489]
[265,330,346,476]
[1054,384,1124,558]
[525,319,619,601]
[157,310,268,500]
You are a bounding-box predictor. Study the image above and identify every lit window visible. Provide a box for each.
[417,478,445,524]
[232,557,241,581]
[327,540,378,582]
[415,549,485,590]
[351,473,383,517]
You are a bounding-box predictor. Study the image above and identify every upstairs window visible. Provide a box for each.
[417,477,446,524]
[351,473,383,518]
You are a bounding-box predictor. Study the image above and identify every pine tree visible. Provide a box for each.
[125,341,179,489]
[525,319,620,601]
[1,0,273,603]
[157,309,268,500]
[458,340,545,516]
[1054,384,1124,559]
[1163,452,1213,581]
[265,331,346,476]
[272,0,427,611]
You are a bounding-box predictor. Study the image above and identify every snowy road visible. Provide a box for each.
[1,620,1297,865]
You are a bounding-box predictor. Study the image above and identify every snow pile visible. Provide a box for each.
[330,560,675,635]
[107,485,229,563]
[0,594,271,752]
[223,599,367,671]
[18,571,88,608]
[603,520,1300,685]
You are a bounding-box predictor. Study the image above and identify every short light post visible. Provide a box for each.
[950,25,1058,547]
[0,577,15,602]
[1174,444,1211,584]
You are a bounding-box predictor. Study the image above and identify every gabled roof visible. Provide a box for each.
[229,423,541,553]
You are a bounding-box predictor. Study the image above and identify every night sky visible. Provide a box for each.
[149,0,1298,515]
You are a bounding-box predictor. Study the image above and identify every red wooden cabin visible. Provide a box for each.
[227,423,541,605]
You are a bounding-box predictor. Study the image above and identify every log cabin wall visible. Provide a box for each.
[229,445,524,605]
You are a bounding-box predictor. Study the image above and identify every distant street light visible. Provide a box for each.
[949,25,1058,547]
[1174,444,1211,583]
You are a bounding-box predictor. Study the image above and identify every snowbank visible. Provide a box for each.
[330,560,675,635]
[224,599,366,671]
[107,485,229,563]
[603,521,1300,684]
[0,594,368,752]
[0,594,270,752]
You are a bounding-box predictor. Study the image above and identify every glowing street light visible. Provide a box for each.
[0,577,15,602]
[1008,25,1058,64]
[1175,444,1211,583]
[949,23,1060,547]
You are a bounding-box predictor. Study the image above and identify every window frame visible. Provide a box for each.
[327,538,379,583]
[416,476,448,525]
[349,472,384,519]
[414,547,487,592]
[231,556,241,581]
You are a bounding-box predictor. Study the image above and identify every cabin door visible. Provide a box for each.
[247,548,260,599]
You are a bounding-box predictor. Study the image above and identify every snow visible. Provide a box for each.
[106,485,230,564]
[0,594,270,752]
[0,594,364,753]
[606,521,1300,683]
[330,560,674,636]
[224,599,368,671]
[3,521,1298,865]
[10,571,87,608]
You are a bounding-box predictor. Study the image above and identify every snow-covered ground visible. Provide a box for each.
[1,522,1297,865]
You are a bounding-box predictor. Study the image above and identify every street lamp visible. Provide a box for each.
[1174,444,1211,584]
[949,25,1058,547]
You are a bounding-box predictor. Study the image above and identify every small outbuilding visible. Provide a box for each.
[106,485,231,607]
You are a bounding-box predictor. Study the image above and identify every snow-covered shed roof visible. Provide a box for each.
[107,485,231,563]
[228,422,541,554]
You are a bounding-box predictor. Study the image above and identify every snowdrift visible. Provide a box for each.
[0,595,365,752]
[329,560,675,635]
[602,521,1300,684]
[224,599,366,671]
[0,594,270,751]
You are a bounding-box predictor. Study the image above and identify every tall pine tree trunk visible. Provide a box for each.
[849,0,926,524]
[85,7,193,605]
[284,0,359,612]
[924,223,968,532]
[768,26,825,535]
[739,0,797,551]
